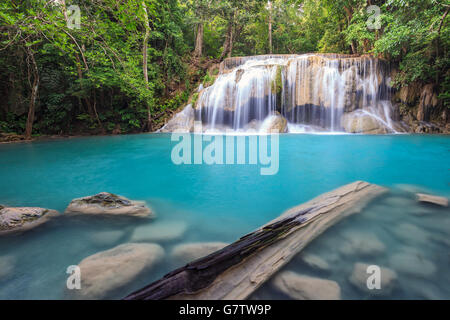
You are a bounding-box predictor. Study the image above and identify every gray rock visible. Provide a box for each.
[349,263,397,296]
[89,230,125,246]
[271,271,341,300]
[159,104,194,133]
[393,223,429,244]
[0,207,59,235]
[171,242,228,262]
[0,255,15,280]
[65,192,153,217]
[73,243,164,299]
[339,231,385,256]
[300,254,330,272]
[131,221,187,242]
[259,114,288,133]
[416,193,448,207]
[389,249,436,278]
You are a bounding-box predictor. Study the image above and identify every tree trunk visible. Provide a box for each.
[219,21,233,61]
[268,1,272,54]
[194,23,204,57]
[142,1,152,132]
[25,48,39,140]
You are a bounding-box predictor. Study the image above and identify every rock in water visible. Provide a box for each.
[65,192,153,217]
[73,243,164,299]
[339,231,385,256]
[271,271,341,300]
[300,254,330,272]
[260,114,288,133]
[89,230,125,246]
[341,111,391,134]
[416,193,448,207]
[171,242,228,262]
[0,207,59,235]
[389,250,436,278]
[349,263,397,296]
[393,223,429,244]
[0,255,15,280]
[131,221,187,242]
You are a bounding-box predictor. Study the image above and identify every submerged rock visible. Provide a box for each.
[416,193,448,207]
[393,223,429,244]
[339,231,385,256]
[89,230,125,246]
[171,242,228,262]
[299,254,330,272]
[389,249,436,278]
[349,263,397,296]
[0,255,15,280]
[271,271,341,300]
[0,206,59,235]
[130,221,187,242]
[73,243,164,299]
[259,113,287,133]
[65,192,152,217]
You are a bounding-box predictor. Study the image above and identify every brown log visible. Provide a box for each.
[124,181,386,300]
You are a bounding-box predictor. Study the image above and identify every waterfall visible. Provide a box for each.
[163,54,401,134]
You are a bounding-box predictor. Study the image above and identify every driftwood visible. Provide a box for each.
[124,181,386,300]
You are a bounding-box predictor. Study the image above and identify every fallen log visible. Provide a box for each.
[124,181,387,300]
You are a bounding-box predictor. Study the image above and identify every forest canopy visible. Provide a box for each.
[0,0,448,138]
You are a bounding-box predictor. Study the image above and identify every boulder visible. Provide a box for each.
[73,243,164,299]
[349,263,397,296]
[0,206,59,235]
[271,271,341,300]
[299,254,330,272]
[0,255,15,280]
[341,111,390,134]
[339,231,385,256]
[65,192,152,217]
[171,242,228,263]
[131,221,187,243]
[416,193,448,207]
[159,104,195,133]
[259,113,287,133]
[389,249,436,278]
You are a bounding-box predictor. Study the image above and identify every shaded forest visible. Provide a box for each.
[0,0,448,139]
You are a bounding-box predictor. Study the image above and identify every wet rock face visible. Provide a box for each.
[72,243,164,299]
[159,104,195,133]
[0,207,59,235]
[259,113,288,133]
[65,192,153,217]
[271,271,341,300]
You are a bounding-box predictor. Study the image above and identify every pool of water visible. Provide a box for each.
[0,133,449,299]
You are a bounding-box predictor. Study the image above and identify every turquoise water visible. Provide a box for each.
[0,133,449,299]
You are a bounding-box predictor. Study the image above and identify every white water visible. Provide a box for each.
[164,54,399,133]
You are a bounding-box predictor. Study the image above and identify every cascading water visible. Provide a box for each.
[162,54,401,134]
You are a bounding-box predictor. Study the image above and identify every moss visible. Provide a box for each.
[191,92,199,105]
[271,66,283,111]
